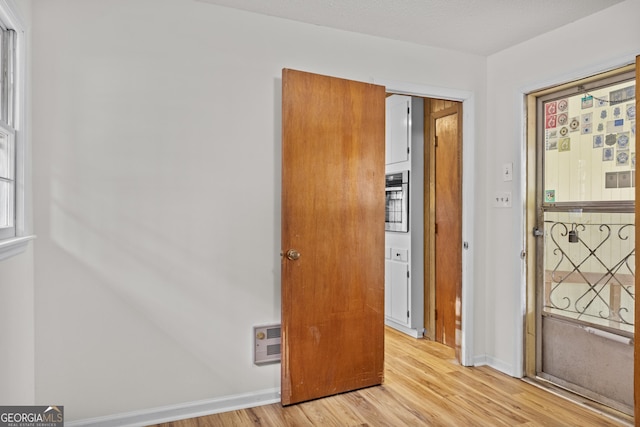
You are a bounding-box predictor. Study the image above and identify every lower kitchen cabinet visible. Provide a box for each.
[385,248,410,327]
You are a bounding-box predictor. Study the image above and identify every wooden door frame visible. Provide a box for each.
[375,78,476,366]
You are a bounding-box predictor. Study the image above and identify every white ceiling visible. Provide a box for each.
[196,0,623,55]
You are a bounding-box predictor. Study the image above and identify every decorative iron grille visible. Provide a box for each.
[544,219,635,331]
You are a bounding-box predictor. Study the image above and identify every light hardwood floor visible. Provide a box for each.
[153,327,632,426]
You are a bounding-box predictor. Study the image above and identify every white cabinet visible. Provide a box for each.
[384,248,392,316]
[384,95,424,338]
[385,247,410,327]
[385,95,410,165]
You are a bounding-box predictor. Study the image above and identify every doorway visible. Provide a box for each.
[526,65,636,415]
[379,79,475,365]
[383,94,463,353]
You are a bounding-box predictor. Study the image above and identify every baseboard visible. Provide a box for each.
[482,354,517,377]
[65,388,281,427]
[473,354,487,366]
[384,319,422,338]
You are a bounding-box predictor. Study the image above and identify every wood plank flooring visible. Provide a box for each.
[153,327,632,426]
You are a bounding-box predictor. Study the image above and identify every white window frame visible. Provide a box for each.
[0,0,33,262]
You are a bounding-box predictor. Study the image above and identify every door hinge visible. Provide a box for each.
[435,136,438,147]
[407,146,410,154]
[533,226,544,237]
[435,223,438,234]
[407,270,410,278]
[407,310,410,319]
[435,309,438,320]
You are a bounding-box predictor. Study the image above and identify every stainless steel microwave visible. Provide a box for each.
[385,171,409,232]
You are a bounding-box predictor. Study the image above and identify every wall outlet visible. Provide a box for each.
[493,191,512,208]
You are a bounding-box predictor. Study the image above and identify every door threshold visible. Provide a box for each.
[522,376,634,426]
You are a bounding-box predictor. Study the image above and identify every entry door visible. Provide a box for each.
[535,68,636,414]
[433,105,462,350]
[281,69,386,406]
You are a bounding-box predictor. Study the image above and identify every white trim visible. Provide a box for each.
[375,78,476,367]
[66,388,281,427]
[385,318,423,338]
[473,354,487,366]
[0,234,34,261]
[483,355,516,376]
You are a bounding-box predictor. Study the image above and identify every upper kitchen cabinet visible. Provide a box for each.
[386,95,410,165]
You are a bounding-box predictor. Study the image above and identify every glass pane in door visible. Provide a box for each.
[543,80,636,204]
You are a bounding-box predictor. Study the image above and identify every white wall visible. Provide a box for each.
[0,246,35,403]
[0,0,34,406]
[30,0,486,421]
[485,0,639,375]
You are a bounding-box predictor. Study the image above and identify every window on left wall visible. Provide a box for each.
[0,28,16,241]
[0,1,32,262]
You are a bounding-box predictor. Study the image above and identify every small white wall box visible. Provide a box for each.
[254,324,281,365]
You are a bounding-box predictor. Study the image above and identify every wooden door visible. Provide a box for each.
[281,69,386,406]
[434,105,462,349]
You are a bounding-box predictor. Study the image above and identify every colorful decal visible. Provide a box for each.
[545,114,557,129]
[557,113,568,126]
[616,150,630,166]
[557,99,568,112]
[607,119,624,133]
[617,132,630,149]
[610,85,635,105]
[569,117,580,132]
[545,190,556,203]
[603,147,614,161]
[593,134,604,148]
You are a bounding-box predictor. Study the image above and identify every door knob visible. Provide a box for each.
[286,249,301,261]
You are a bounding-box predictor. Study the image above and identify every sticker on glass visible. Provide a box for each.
[616,149,629,166]
[593,134,603,148]
[545,190,556,202]
[603,147,614,161]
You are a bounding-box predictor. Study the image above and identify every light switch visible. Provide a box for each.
[502,163,513,182]
[493,191,512,208]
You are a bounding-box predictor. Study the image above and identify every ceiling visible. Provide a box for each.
[196,0,623,56]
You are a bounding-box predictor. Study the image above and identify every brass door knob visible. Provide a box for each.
[286,249,301,260]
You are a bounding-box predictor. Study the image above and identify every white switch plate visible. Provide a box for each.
[493,191,512,208]
[503,162,513,182]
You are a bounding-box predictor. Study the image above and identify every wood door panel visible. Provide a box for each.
[281,69,385,405]
[434,109,462,349]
